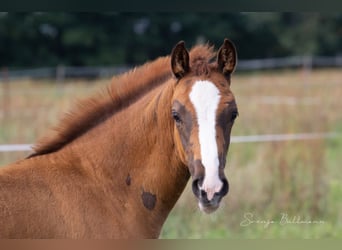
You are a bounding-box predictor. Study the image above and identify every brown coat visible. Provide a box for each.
[0,40,237,238]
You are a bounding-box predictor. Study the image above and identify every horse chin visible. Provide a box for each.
[198,202,220,214]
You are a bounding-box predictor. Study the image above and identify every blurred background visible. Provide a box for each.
[0,12,341,238]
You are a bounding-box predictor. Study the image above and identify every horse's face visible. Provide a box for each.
[171,39,238,213]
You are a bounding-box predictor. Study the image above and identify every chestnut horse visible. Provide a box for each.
[0,39,238,238]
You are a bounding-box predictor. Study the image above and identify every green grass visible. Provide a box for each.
[160,133,342,238]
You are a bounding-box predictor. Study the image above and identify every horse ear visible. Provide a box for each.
[217,38,237,79]
[171,41,190,79]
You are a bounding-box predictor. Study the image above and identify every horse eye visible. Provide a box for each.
[231,110,239,122]
[172,111,182,123]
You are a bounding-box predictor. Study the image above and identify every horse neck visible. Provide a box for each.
[60,80,190,236]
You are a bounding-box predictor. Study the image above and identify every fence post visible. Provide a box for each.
[56,65,65,94]
[302,55,312,85]
[336,55,342,67]
[1,67,10,121]
[56,65,65,84]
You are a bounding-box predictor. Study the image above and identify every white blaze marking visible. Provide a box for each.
[189,80,222,201]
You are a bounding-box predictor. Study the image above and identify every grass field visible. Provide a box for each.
[1,68,342,238]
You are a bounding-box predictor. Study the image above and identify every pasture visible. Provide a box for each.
[1,68,342,238]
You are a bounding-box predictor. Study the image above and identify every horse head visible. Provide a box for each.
[170,39,238,213]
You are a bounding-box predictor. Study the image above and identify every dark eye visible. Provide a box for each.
[231,110,239,122]
[172,110,182,124]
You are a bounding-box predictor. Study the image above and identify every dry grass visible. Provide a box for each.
[1,68,342,238]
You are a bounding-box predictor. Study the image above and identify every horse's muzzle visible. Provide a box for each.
[192,177,229,213]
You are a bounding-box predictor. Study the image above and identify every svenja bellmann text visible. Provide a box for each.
[240,212,325,229]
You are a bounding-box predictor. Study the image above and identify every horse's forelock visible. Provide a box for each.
[189,44,215,76]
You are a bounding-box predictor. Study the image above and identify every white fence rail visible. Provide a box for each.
[1,56,342,81]
[0,144,32,152]
[230,132,338,143]
[0,132,339,153]
[237,55,342,70]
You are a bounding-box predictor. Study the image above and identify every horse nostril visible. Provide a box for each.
[219,178,229,196]
[192,178,203,197]
[200,189,206,198]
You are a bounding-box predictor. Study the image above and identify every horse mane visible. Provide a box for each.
[29,43,216,157]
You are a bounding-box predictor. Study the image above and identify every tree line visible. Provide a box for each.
[0,12,341,68]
